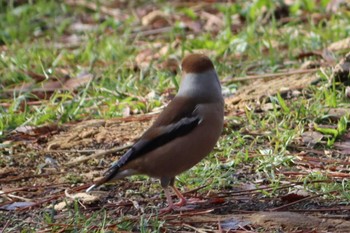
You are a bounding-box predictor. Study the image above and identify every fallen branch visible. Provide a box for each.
[64,0,121,18]
[131,27,173,38]
[298,153,350,166]
[216,180,330,197]
[268,193,325,211]
[65,144,132,167]
[291,206,350,213]
[0,172,65,184]
[281,171,350,178]
[224,68,319,83]
[15,184,90,212]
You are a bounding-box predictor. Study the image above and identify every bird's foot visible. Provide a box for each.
[159,204,179,214]
[173,197,187,207]
[160,202,196,214]
[185,197,206,204]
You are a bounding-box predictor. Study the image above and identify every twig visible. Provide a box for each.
[0,183,70,195]
[268,193,325,211]
[0,172,65,184]
[182,184,208,196]
[65,144,132,167]
[281,171,350,178]
[298,154,350,166]
[42,149,102,154]
[16,184,90,211]
[291,206,350,213]
[0,100,49,107]
[162,208,215,218]
[0,192,33,202]
[2,220,10,232]
[182,223,208,233]
[64,0,121,18]
[131,27,173,38]
[223,68,319,83]
[216,180,330,197]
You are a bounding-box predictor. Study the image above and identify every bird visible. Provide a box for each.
[86,53,224,212]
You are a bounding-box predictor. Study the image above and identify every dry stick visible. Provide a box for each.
[218,180,330,197]
[0,100,48,107]
[182,184,208,196]
[16,184,91,212]
[2,87,79,93]
[150,184,209,202]
[15,193,62,212]
[299,154,350,166]
[2,193,33,202]
[42,149,102,154]
[65,0,173,38]
[223,68,319,83]
[130,27,173,38]
[2,220,10,232]
[281,171,350,178]
[268,191,338,211]
[0,183,71,195]
[65,144,132,167]
[162,208,215,219]
[291,206,350,213]
[0,172,66,184]
[64,0,120,17]
[182,223,208,233]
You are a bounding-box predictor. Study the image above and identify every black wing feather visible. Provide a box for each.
[102,115,201,179]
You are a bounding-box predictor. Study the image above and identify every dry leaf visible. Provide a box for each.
[251,212,321,229]
[326,0,346,13]
[53,189,101,210]
[220,217,251,231]
[333,51,350,83]
[301,131,324,148]
[328,37,350,51]
[0,202,36,211]
[321,49,336,64]
[159,57,179,73]
[65,190,99,204]
[69,22,98,32]
[63,72,93,90]
[345,86,350,99]
[334,132,350,154]
[280,189,309,203]
[201,11,224,33]
[142,10,170,28]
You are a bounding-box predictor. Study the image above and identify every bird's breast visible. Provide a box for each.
[133,102,224,178]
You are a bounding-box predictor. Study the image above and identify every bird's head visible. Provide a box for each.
[178,54,222,102]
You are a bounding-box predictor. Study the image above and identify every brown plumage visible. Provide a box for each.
[87,53,224,212]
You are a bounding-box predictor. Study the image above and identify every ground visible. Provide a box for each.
[1,1,350,232]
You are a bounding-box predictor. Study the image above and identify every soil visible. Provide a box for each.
[1,72,350,232]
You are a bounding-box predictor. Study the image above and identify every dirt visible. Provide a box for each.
[225,67,320,110]
[1,69,350,232]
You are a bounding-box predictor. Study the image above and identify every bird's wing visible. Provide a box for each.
[97,97,200,185]
[105,115,201,173]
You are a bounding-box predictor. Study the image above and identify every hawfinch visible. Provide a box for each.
[87,54,224,212]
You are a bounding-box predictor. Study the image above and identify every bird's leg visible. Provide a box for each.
[159,187,175,213]
[170,177,187,207]
[171,185,187,207]
[160,177,176,213]
[170,178,208,207]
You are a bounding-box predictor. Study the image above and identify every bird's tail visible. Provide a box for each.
[85,176,110,193]
[86,165,121,193]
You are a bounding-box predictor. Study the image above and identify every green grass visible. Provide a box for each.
[1,0,350,232]
[1,0,349,133]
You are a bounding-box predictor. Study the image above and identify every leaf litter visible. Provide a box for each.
[1,1,350,232]
[2,64,349,231]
